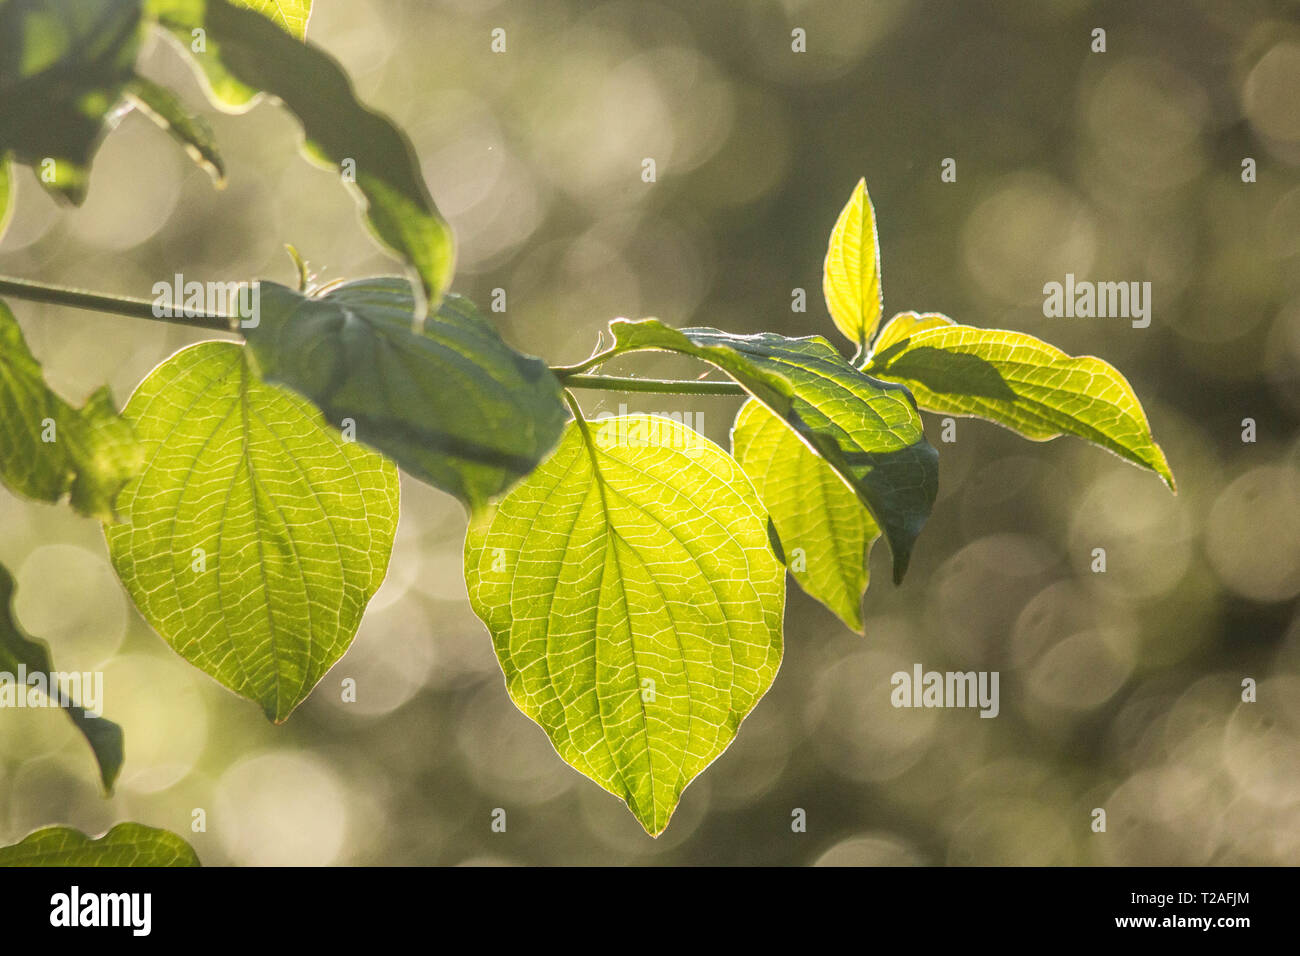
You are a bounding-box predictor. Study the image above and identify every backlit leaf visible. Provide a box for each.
[867,312,1175,490]
[465,415,785,836]
[823,178,884,352]
[0,154,12,241]
[732,399,878,631]
[0,823,199,866]
[125,74,225,182]
[0,299,143,520]
[104,341,398,722]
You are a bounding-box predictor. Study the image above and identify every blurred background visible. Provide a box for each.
[1,0,1298,865]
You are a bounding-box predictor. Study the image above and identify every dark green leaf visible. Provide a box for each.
[0,299,143,520]
[607,319,938,583]
[0,0,145,204]
[125,74,224,182]
[150,0,454,307]
[0,562,124,791]
[244,278,569,513]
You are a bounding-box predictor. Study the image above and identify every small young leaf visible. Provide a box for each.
[244,278,568,513]
[125,74,225,183]
[867,312,1175,490]
[0,562,124,792]
[150,0,453,308]
[0,300,143,520]
[104,341,398,723]
[823,178,884,353]
[607,319,938,583]
[732,399,878,631]
[0,0,145,204]
[0,823,199,866]
[465,415,785,837]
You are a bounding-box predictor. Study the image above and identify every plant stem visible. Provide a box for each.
[0,276,233,331]
[1,274,748,397]
[561,373,744,396]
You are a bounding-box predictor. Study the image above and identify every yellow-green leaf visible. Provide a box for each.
[867,312,1175,490]
[0,823,199,866]
[465,415,785,837]
[732,399,878,631]
[0,154,12,241]
[823,178,884,352]
[105,341,398,722]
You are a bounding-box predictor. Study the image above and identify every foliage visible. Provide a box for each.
[0,1,1174,842]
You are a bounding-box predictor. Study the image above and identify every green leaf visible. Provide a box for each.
[125,74,224,183]
[243,278,568,513]
[867,312,1176,490]
[732,399,878,631]
[0,562,124,791]
[606,319,938,584]
[149,0,454,308]
[145,0,311,109]
[104,341,398,723]
[466,414,785,837]
[0,823,199,865]
[823,178,884,353]
[0,0,145,204]
[0,153,12,241]
[233,0,309,35]
[0,299,143,520]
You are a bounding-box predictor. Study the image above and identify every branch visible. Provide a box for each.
[0,276,233,331]
[559,374,744,396]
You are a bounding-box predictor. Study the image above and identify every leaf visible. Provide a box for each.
[0,153,12,241]
[867,312,1176,490]
[607,319,938,583]
[125,74,224,183]
[243,278,568,513]
[0,562,124,791]
[0,0,145,204]
[823,178,884,353]
[149,0,454,308]
[0,823,199,866]
[233,0,309,35]
[0,299,143,520]
[145,0,309,109]
[465,415,785,837]
[732,399,878,631]
[104,341,398,722]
